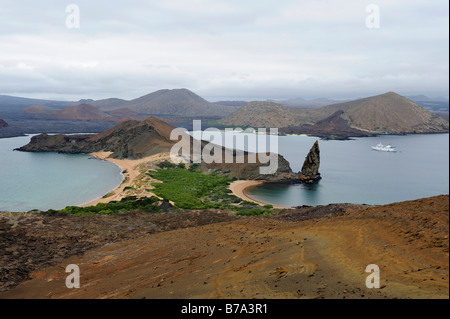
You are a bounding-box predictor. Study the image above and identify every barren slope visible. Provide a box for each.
[321,92,449,134]
[1,195,447,299]
[122,89,235,117]
[220,93,449,136]
[45,104,118,122]
[219,101,311,128]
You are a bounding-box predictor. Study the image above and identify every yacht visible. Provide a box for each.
[371,142,397,152]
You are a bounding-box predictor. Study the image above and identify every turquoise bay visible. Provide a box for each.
[0,135,123,212]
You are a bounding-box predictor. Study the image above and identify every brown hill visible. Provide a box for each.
[16,116,303,181]
[21,104,56,116]
[219,101,309,128]
[90,98,128,111]
[85,117,178,158]
[320,92,449,134]
[121,89,236,117]
[16,117,177,159]
[0,118,8,128]
[108,107,137,118]
[45,104,119,122]
[280,110,373,139]
[221,92,449,136]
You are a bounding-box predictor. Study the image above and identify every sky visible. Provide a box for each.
[0,0,448,101]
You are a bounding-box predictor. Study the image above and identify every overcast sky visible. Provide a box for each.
[0,0,448,101]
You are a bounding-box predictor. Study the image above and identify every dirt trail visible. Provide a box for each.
[1,195,448,299]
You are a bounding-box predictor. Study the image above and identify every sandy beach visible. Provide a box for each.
[82,151,171,206]
[229,180,292,209]
[83,152,292,209]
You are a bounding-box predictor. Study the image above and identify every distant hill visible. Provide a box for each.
[220,92,449,137]
[0,95,75,115]
[407,95,449,103]
[120,89,236,117]
[0,118,8,128]
[1,89,236,118]
[22,104,57,116]
[277,97,351,109]
[45,104,119,122]
[90,98,128,110]
[108,107,137,118]
[213,101,248,107]
[280,111,372,139]
[319,92,449,134]
[219,101,304,128]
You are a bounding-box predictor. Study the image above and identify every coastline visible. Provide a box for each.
[83,154,293,209]
[81,151,170,207]
[229,180,292,209]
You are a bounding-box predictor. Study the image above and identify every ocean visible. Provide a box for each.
[246,133,450,206]
[196,130,449,206]
[0,132,448,212]
[0,135,123,212]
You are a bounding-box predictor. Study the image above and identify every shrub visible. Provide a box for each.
[149,167,237,210]
[41,196,161,215]
[157,160,177,169]
[188,163,201,172]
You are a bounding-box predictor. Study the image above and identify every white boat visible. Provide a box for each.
[371,142,397,152]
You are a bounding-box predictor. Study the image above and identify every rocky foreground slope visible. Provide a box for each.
[1,195,447,298]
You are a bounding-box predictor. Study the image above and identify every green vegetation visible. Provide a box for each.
[42,196,162,216]
[148,166,237,209]
[188,163,201,172]
[40,164,274,217]
[156,160,177,169]
[102,192,114,199]
[147,165,273,215]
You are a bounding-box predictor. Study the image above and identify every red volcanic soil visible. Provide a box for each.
[0,195,448,299]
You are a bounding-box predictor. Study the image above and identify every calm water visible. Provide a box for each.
[1,132,448,212]
[246,133,449,206]
[0,135,123,212]
[196,131,449,206]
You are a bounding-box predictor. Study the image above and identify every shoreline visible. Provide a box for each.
[80,153,293,209]
[82,152,293,209]
[81,152,170,207]
[79,153,125,207]
[229,180,292,209]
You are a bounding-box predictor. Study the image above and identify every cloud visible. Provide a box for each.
[0,0,448,100]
